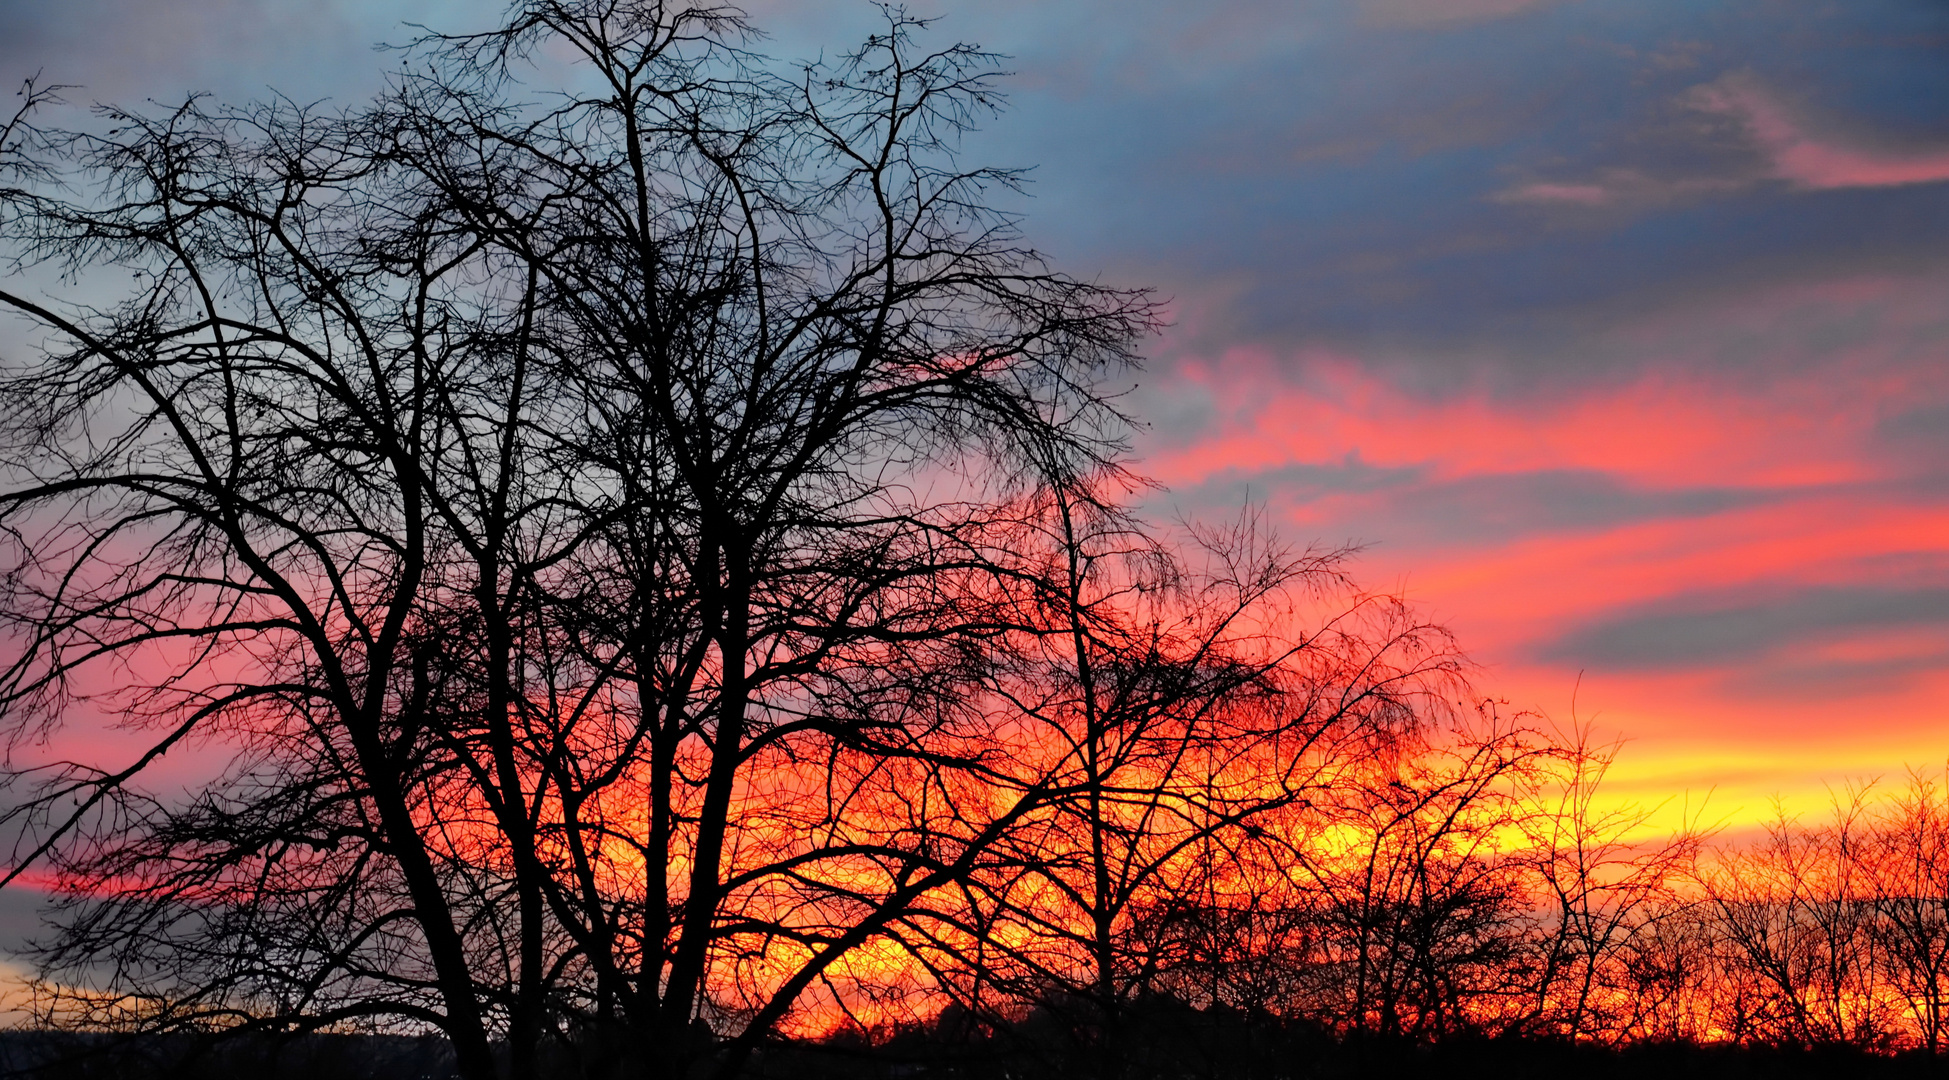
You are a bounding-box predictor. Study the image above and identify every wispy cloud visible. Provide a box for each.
[1545,584,1949,671]
[1498,182,1615,206]
[1694,72,1949,190]
[1492,169,1743,209]
[1492,70,1949,211]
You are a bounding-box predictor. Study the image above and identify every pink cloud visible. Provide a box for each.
[1697,74,1949,190]
[1151,351,1881,494]
[1136,277,1949,826]
[1156,372,1949,821]
[1496,78,1949,209]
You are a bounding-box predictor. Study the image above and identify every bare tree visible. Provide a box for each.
[898,490,1463,1078]
[1282,708,1550,1041]
[1697,791,1896,1048]
[1864,768,1949,1053]
[0,5,1160,1079]
[1609,896,1720,1044]
[1518,725,1708,1041]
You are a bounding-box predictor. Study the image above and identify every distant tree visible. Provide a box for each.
[902,490,1462,1078]
[1864,769,1949,1053]
[1517,725,1708,1041]
[1609,896,1720,1044]
[1697,791,1896,1048]
[1284,709,1550,1041]
[0,4,1159,1079]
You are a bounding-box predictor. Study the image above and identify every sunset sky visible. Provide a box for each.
[4,0,1947,833]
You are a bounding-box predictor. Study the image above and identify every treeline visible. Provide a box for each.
[780,726,1949,1062]
[1133,768,1949,1054]
[14,752,1949,1080]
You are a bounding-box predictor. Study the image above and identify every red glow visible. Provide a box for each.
[1138,305,1949,828]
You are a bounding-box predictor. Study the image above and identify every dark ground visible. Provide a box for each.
[4,1021,1947,1079]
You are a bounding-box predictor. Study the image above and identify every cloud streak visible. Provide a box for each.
[1697,73,1949,191]
[1546,585,1949,670]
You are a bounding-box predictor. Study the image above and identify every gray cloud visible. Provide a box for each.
[1544,584,1949,670]
[938,0,1949,389]
[11,0,1946,386]
[1358,0,1566,29]
[1162,455,1427,516]
[1877,402,1949,465]
[1161,465,1783,551]
[1373,470,1769,545]
[1721,651,1949,703]
[0,885,49,962]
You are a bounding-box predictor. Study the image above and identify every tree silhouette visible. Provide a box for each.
[902,491,1463,1079]
[1517,726,1707,1041]
[0,5,1157,1078]
[1864,770,1949,1053]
